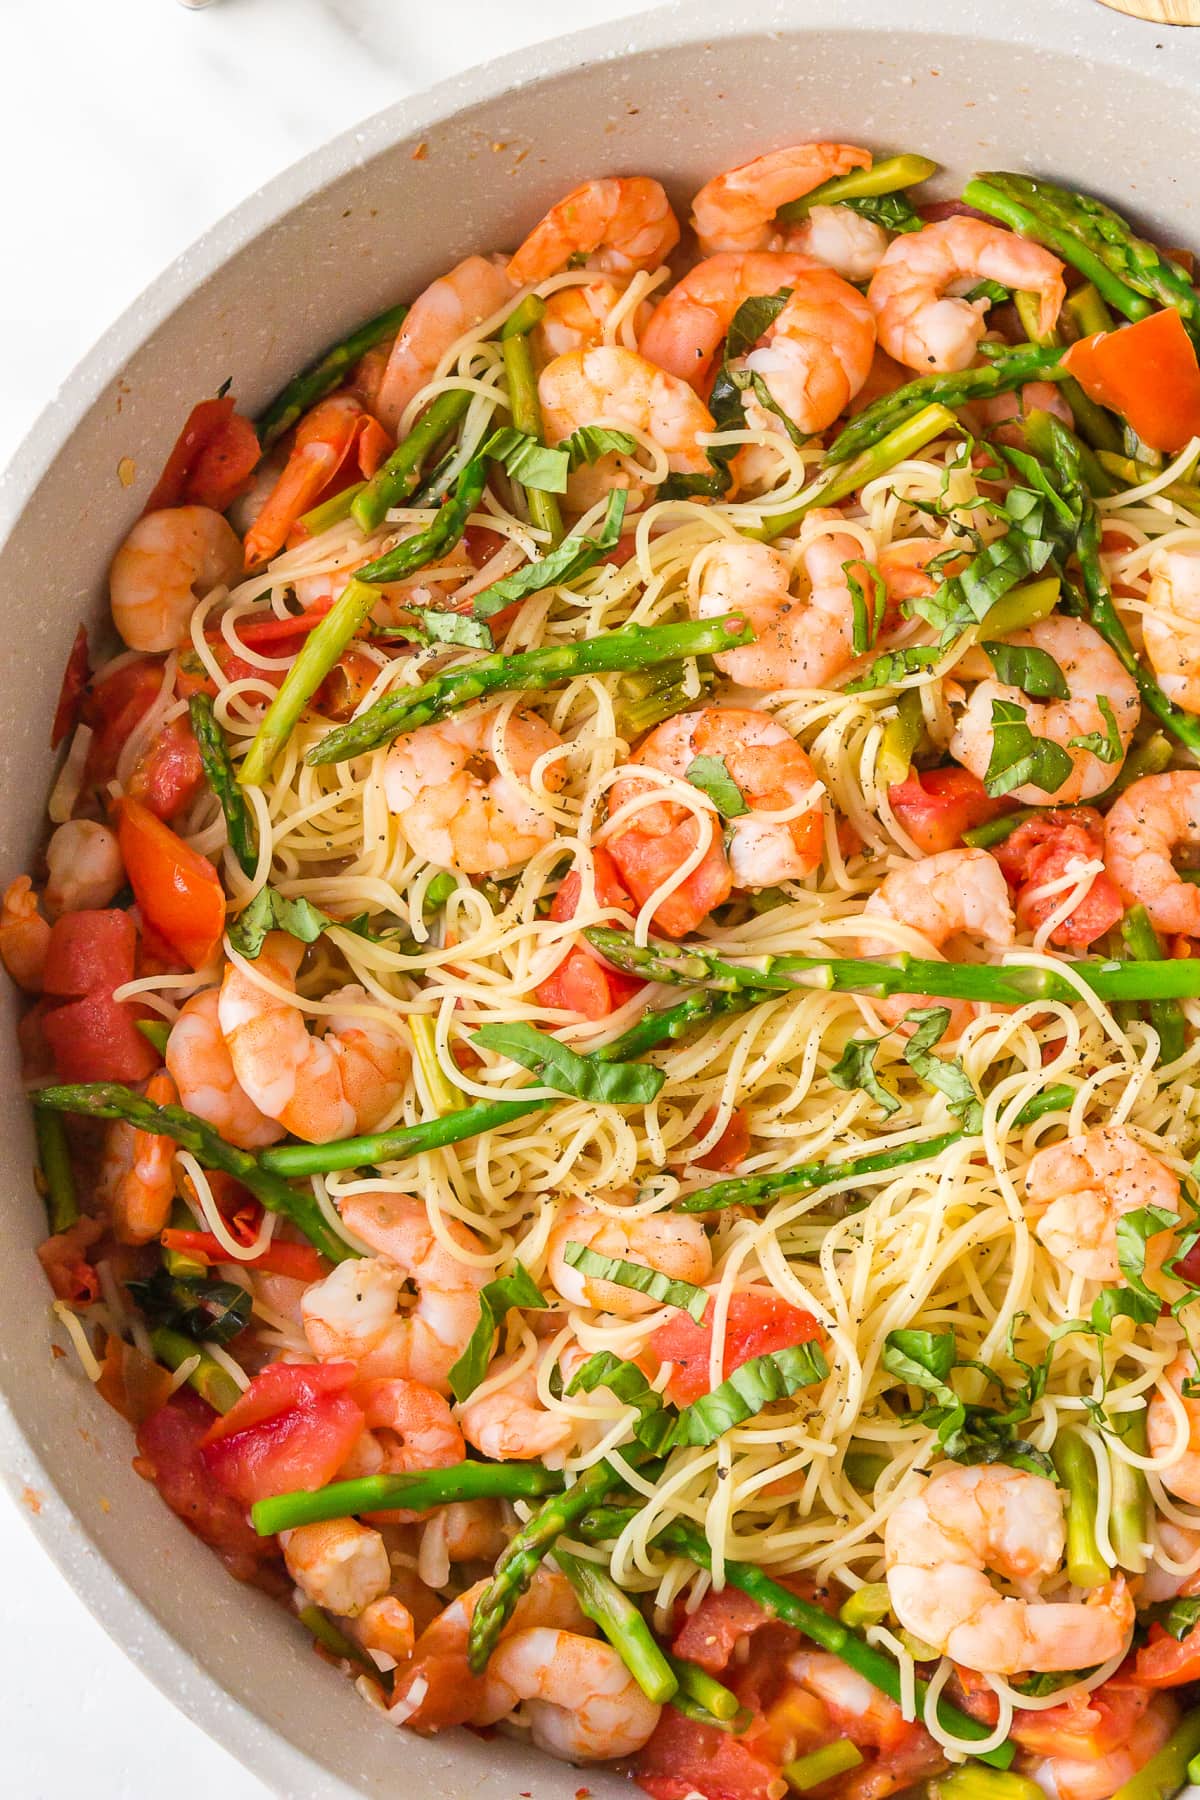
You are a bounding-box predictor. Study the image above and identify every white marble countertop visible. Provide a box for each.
[0,2,638,1793]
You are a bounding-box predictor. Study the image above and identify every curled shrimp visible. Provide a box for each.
[243,395,385,567]
[1149,1352,1200,1504]
[950,617,1139,806]
[1104,771,1200,937]
[858,847,1015,1034]
[281,1516,392,1617]
[1142,546,1200,714]
[458,1350,576,1464]
[383,706,566,876]
[867,217,1065,371]
[0,876,50,991]
[43,821,124,919]
[302,1191,488,1394]
[690,143,872,256]
[640,252,875,431]
[532,279,650,363]
[885,1463,1134,1674]
[608,707,823,931]
[538,346,717,510]
[95,1068,178,1245]
[476,1626,662,1761]
[1024,1126,1180,1282]
[109,505,243,652]
[165,987,284,1150]
[375,255,516,435]
[218,934,409,1143]
[507,177,679,286]
[1031,1697,1177,1800]
[546,1201,712,1317]
[786,204,891,281]
[343,1377,465,1523]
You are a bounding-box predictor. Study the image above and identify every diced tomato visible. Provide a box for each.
[748,1683,832,1764]
[994,809,1123,948]
[51,626,90,751]
[692,1106,750,1172]
[159,1230,326,1286]
[535,847,642,1019]
[888,766,1005,854]
[42,988,159,1083]
[201,1361,365,1506]
[671,1585,775,1673]
[117,797,225,970]
[82,658,164,788]
[549,846,632,924]
[97,1332,176,1425]
[1136,1623,1200,1688]
[607,821,733,937]
[144,394,261,514]
[175,640,286,702]
[137,1389,271,1575]
[127,713,205,822]
[636,1706,783,1800]
[650,1292,823,1407]
[1012,1674,1151,1753]
[36,1216,104,1305]
[42,908,136,997]
[1063,308,1200,453]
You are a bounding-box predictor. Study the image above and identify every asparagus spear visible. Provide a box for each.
[353,454,487,585]
[582,926,1200,1007]
[408,1013,465,1116]
[1110,1706,1200,1800]
[1108,1406,1151,1575]
[1097,450,1200,516]
[933,1773,1045,1800]
[1051,1429,1108,1589]
[256,301,409,448]
[239,576,380,786]
[875,689,926,789]
[306,616,754,764]
[33,1083,351,1264]
[758,404,958,542]
[34,1106,78,1234]
[1065,284,1116,342]
[823,346,1065,465]
[151,1325,241,1414]
[553,1545,678,1703]
[965,174,1200,340]
[1122,905,1187,1066]
[784,1741,864,1791]
[352,388,472,534]
[251,1461,564,1536]
[298,1604,379,1678]
[501,323,563,544]
[189,693,257,876]
[615,660,716,740]
[1022,409,1115,498]
[665,1656,741,1721]
[776,153,938,223]
[299,481,365,536]
[259,986,773,1177]
[1013,304,1122,454]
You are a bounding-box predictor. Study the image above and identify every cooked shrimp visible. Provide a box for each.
[350,1596,417,1669]
[243,395,381,567]
[302,1192,488,1394]
[867,217,1065,371]
[532,280,648,363]
[1140,1520,1200,1604]
[788,1653,912,1751]
[1024,1127,1179,1282]
[1142,545,1200,714]
[438,1499,509,1563]
[950,617,1139,806]
[615,709,820,921]
[95,1069,178,1245]
[340,1377,465,1522]
[475,1627,662,1761]
[859,847,1015,1033]
[281,1517,391,1617]
[218,935,409,1143]
[0,876,50,991]
[165,987,284,1150]
[785,204,890,282]
[1105,771,1200,937]
[383,706,565,876]
[538,346,717,510]
[640,252,875,431]
[375,255,516,435]
[546,1202,712,1317]
[109,505,244,652]
[507,177,679,285]
[690,143,872,256]
[43,821,124,918]
[1032,1697,1177,1800]
[884,1463,1134,1674]
[458,1351,575,1464]
[1148,1352,1200,1504]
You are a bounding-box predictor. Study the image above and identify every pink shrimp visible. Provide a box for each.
[95,1069,179,1246]
[165,987,284,1150]
[0,876,50,992]
[507,177,679,285]
[243,395,386,566]
[375,255,516,435]
[690,143,873,256]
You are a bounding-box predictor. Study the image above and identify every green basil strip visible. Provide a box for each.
[1068,694,1123,764]
[982,641,1069,700]
[229,886,381,959]
[563,1242,710,1323]
[685,754,749,818]
[413,609,494,650]
[471,489,627,620]
[471,1020,665,1106]
[481,425,570,495]
[828,1034,900,1118]
[902,1007,982,1130]
[568,1350,676,1452]
[671,1343,829,1449]
[561,426,639,469]
[983,698,1074,797]
[448,1261,548,1402]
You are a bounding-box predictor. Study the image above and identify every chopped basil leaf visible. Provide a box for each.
[561,425,639,469]
[1068,695,1124,765]
[685,754,749,819]
[883,1323,1054,1478]
[568,1350,675,1453]
[1165,1596,1200,1642]
[228,886,377,959]
[848,562,887,656]
[127,1269,252,1347]
[471,1019,665,1104]
[845,645,941,693]
[726,288,792,360]
[842,192,923,234]
[902,1007,983,1131]
[829,1034,900,1118]
[481,425,569,494]
[983,698,1074,798]
[413,609,494,650]
[563,1241,709,1323]
[448,1261,547,1401]
[472,489,627,619]
[671,1343,828,1448]
[982,640,1070,700]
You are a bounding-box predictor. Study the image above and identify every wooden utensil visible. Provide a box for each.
[1095,0,1200,22]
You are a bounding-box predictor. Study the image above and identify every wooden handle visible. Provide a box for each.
[1094,0,1200,22]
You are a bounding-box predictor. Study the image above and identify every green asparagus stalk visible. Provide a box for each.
[838,1583,892,1629]
[251,1461,564,1536]
[307,615,754,764]
[962,808,1036,851]
[256,302,408,448]
[499,294,547,340]
[1108,1406,1151,1575]
[666,1656,741,1721]
[136,1018,172,1057]
[976,576,1063,640]
[298,1603,378,1678]
[965,174,1200,340]
[875,689,926,789]
[1012,306,1122,453]
[823,348,1064,465]
[34,1106,78,1234]
[843,1450,889,1492]
[1064,284,1116,342]
[933,1772,1045,1800]
[1051,1430,1108,1589]
[554,1545,678,1703]
[1122,905,1186,1066]
[784,1740,864,1791]
[151,1325,241,1414]
[298,481,366,536]
[259,986,773,1177]
[239,576,380,786]
[33,1083,351,1264]
[352,388,473,534]
[1097,450,1200,516]
[614,660,716,740]
[161,1198,208,1278]
[501,325,563,544]
[353,453,487,586]
[408,1013,465,1115]
[1110,1706,1200,1800]
[776,153,938,223]
[758,405,958,542]
[189,693,257,876]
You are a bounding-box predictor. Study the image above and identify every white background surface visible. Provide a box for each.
[0,1,637,1793]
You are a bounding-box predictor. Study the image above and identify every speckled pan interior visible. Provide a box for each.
[3,2,1200,1794]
